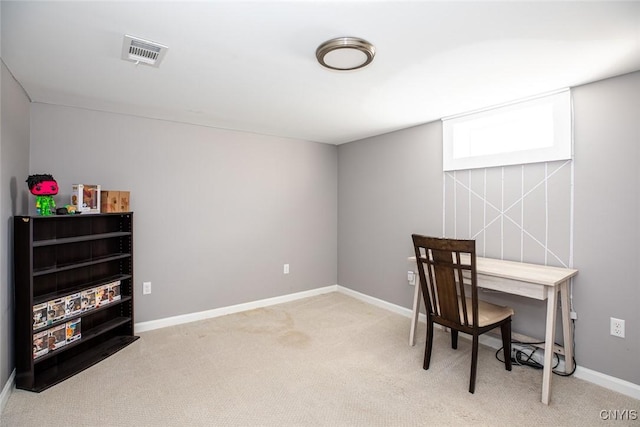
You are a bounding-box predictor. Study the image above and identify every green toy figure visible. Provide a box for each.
[26,174,59,216]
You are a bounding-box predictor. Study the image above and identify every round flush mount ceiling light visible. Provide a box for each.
[316,37,375,71]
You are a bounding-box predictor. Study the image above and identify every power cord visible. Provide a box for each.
[494,319,577,377]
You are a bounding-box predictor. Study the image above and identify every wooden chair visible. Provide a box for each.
[411,234,514,393]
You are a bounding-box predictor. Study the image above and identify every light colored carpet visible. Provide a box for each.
[1,292,638,426]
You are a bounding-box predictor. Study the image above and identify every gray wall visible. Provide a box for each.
[338,122,443,308]
[29,104,338,323]
[337,71,640,385]
[572,71,639,384]
[0,60,31,391]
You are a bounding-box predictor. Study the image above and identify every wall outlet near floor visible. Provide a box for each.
[407,271,416,286]
[143,281,152,295]
[610,317,625,338]
[283,264,289,275]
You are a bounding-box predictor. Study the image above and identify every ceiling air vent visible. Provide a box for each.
[121,35,168,67]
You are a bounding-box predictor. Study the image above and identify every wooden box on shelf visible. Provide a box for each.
[13,212,138,392]
[100,191,130,213]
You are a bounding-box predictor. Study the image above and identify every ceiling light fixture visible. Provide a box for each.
[316,37,375,71]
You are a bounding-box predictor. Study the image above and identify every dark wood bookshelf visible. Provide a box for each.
[14,212,138,392]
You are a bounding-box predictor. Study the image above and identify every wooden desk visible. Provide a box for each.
[408,256,577,405]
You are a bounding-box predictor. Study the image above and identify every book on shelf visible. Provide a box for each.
[66,318,81,343]
[33,330,48,359]
[33,302,48,329]
[47,324,67,351]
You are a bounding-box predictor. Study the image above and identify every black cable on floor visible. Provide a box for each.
[494,319,578,377]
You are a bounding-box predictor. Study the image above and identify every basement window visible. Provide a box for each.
[442,90,572,171]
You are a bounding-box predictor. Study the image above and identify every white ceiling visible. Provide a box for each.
[2,1,639,145]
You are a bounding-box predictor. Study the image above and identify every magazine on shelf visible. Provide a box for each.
[33,330,48,359]
[47,324,67,351]
[66,318,81,343]
[81,287,96,311]
[108,281,121,302]
[47,297,66,323]
[33,302,48,329]
[65,292,82,317]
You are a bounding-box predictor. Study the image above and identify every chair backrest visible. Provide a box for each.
[412,235,478,331]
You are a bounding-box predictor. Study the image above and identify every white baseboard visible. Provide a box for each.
[0,369,15,416]
[336,285,421,319]
[135,285,338,333]
[574,366,640,400]
[336,285,640,401]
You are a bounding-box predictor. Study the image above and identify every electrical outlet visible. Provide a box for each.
[610,317,625,338]
[143,281,152,295]
[283,264,289,274]
[407,271,416,286]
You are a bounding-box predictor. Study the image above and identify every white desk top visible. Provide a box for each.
[409,255,577,287]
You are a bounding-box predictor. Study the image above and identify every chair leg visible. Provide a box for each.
[469,334,479,393]
[424,320,434,370]
[501,319,512,371]
[451,329,458,349]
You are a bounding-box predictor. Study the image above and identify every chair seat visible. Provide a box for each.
[459,297,514,327]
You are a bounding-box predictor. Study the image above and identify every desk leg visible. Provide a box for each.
[560,281,575,373]
[410,274,421,346]
[542,287,559,405]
